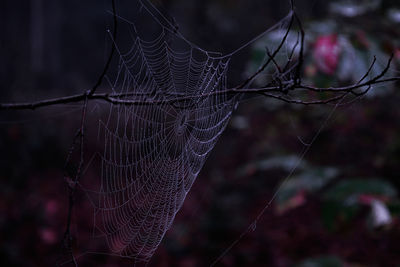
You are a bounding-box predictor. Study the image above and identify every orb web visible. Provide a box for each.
[83,1,237,262]
[74,0,296,263]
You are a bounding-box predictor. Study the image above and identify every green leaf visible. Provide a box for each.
[277,167,338,204]
[323,178,397,204]
[321,178,397,230]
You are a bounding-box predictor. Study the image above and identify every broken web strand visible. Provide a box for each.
[210,97,345,266]
[208,12,352,264]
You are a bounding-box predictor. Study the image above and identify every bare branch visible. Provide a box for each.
[0,5,399,112]
[1,75,399,110]
[0,94,88,110]
[266,48,283,74]
[260,92,349,105]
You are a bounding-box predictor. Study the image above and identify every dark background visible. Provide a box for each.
[1,0,400,266]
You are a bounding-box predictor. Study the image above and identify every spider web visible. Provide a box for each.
[78,0,293,263]
[84,2,236,262]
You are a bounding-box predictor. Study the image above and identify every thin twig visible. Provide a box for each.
[235,13,295,90]
[88,0,117,96]
[58,97,88,267]
[357,56,376,85]
[293,11,305,85]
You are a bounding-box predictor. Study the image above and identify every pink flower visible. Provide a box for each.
[313,34,341,75]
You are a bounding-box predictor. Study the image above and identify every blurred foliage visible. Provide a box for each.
[246,0,400,98]
[324,178,397,201]
[322,178,397,230]
[276,166,339,213]
[295,255,343,267]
